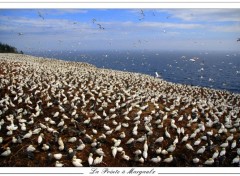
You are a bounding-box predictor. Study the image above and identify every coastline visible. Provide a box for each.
[0,53,239,167]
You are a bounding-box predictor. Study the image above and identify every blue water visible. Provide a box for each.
[28,50,240,93]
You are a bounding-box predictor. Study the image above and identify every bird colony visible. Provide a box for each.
[0,53,239,167]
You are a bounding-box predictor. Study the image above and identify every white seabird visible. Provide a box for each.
[1,147,11,156]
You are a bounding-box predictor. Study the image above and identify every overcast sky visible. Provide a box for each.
[0,9,240,52]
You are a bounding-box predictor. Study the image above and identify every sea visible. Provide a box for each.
[27,50,240,94]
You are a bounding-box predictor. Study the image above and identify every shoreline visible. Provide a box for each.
[0,53,239,167]
[23,52,240,95]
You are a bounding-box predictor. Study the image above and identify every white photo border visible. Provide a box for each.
[0,2,239,176]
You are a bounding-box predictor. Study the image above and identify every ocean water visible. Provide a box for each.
[29,50,240,93]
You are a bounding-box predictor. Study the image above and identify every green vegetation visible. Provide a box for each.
[0,42,23,54]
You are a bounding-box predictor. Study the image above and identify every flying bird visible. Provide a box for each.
[237,38,240,42]
[166,15,171,19]
[18,32,23,36]
[38,11,44,20]
[155,72,161,78]
[139,9,145,21]
[97,24,105,30]
[140,10,145,17]
[92,18,96,24]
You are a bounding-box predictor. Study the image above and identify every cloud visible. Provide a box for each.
[136,22,203,29]
[0,15,96,35]
[209,24,240,33]
[158,9,240,22]
[99,20,204,31]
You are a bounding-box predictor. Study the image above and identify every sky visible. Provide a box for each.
[0,9,240,52]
